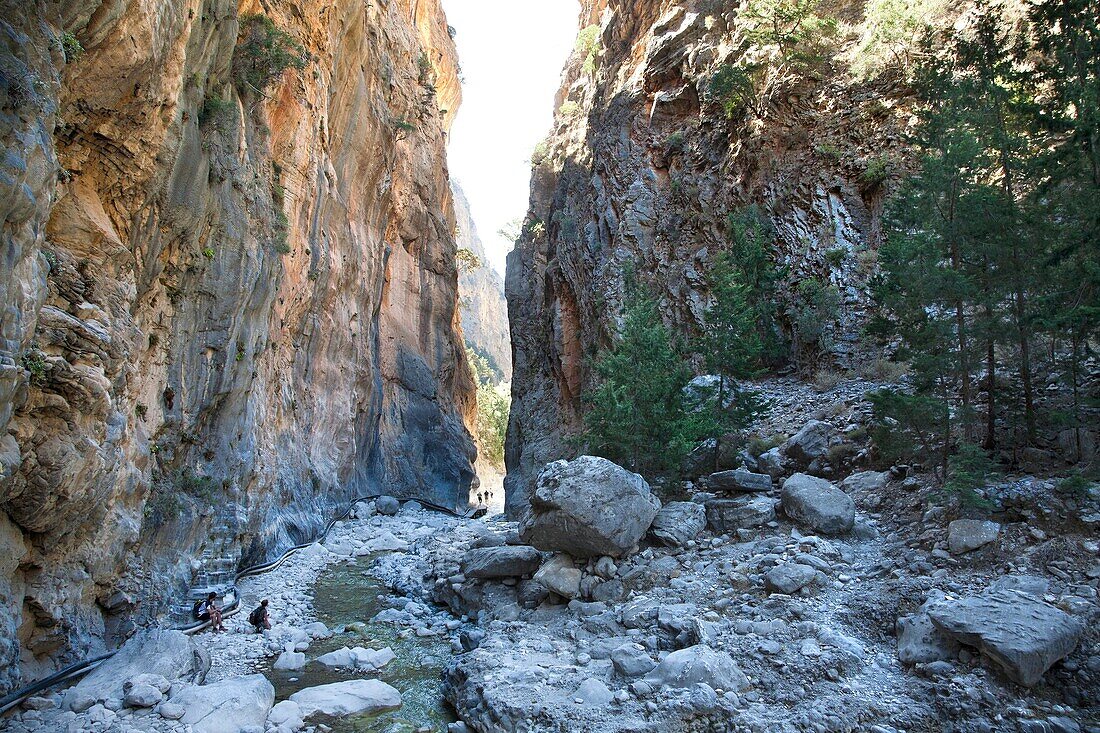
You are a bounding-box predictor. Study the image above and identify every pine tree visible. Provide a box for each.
[582,278,694,474]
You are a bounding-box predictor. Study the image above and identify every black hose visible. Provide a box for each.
[0,494,471,716]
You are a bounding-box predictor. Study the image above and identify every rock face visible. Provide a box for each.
[453,181,511,382]
[519,456,660,558]
[0,0,473,690]
[781,473,855,535]
[927,589,1084,686]
[504,0,909,517]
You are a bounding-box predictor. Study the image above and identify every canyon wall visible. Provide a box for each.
[505,0,919,516]
[0,0,474,691]
[453,181,510,382]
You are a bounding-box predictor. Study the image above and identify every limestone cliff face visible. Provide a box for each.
[505,0,919,516]
[453,181,510,382]
[0,0,473,691]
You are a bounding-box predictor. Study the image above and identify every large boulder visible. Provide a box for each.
[519,456,660,558]
[649,502,707,547]
[175,674,275,733]
[315,646,395,671]
[644,645,749,692]
[707,469,773,493]
[926,589,1084,686]
[460,546,542,579]
[780,473,855,535]
[704,496,776,533]
[289,679,402,719]
[69,629,209,705]
[947,519,1001,554]
[782,420,835,467]
[376,496,400,516]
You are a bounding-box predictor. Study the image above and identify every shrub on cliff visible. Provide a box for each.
[232,14,308,94]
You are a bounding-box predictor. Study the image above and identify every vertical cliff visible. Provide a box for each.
[453,181,511,382]
[0,0,473,691]
[505,0,929,516]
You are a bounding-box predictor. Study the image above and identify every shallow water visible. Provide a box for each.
[263,557,457,733]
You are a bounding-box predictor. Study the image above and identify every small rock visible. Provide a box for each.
[533,554,582,599]
[650,502,707,547]
[573,678,614,707]
[376,496,400,516]
[611,643,657,677]
[123,683,163,708]
[947,519,1000,554]
[158,702,186,721]
[764,562,817,594]
[708,469,773,493]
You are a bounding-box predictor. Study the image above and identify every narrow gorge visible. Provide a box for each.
[1,0,1098,732]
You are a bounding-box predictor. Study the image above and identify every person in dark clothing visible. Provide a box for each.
[195,591,225,632]
[248,598,271,633]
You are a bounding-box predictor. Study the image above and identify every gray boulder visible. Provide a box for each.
[757,447,785,479]
[707,469,773,493]
[927,589,1084,686]
[703,496,776,533]
[375,496,400,516]
[782,420,835,467]
[840,470,888,494]
[650,502,707,546]
[573,678,613,707]
[460,545,542,579]
[533,554,581,599]
[947,519,1000,554]
[781,473,855,535]
[289,679,401,719]
[611,643,657,677]
[175,674,275,733]
[644,645,749,692]
[764,562,817,594]
[123,683,162,708]
[69,629,209,705]
[519,456,660,558]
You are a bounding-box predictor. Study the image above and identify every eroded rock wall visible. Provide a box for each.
[0,0,473,691]
[505,0,919,516]
[453,181,510,382]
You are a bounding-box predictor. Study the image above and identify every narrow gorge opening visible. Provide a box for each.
[0,0,1098,731]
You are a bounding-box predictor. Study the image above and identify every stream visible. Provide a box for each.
[263,556,458,732]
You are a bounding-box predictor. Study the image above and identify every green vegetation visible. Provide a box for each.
[531,141,550,166]
[467,348,509,468]
[21,350,47,386]
[860,155,891,189]
[558,101,581,118]
[665,132,686,154]
[724,207,784,364]
[742,0,838,73]
[869,0,1100,488]
[851,0,946,79]
[199,94,236,132]
[201,246,215,259]
[273,210,290,253]
[456,247,481,273]
[707,63,759,119]
[789,278,840,370]
[59,31,83,63]
[824,247,846,267]
[582,260,766,478]
[232,14,308,94]
[418,52,433,86]
[576,25,601,75]
[814,142,842,161]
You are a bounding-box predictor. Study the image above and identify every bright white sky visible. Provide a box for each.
[444,0,579,276]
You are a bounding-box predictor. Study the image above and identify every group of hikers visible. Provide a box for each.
[193,593,272,634]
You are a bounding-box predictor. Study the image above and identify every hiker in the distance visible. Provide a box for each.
[195,591,226,632]
[248,598,272,633]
